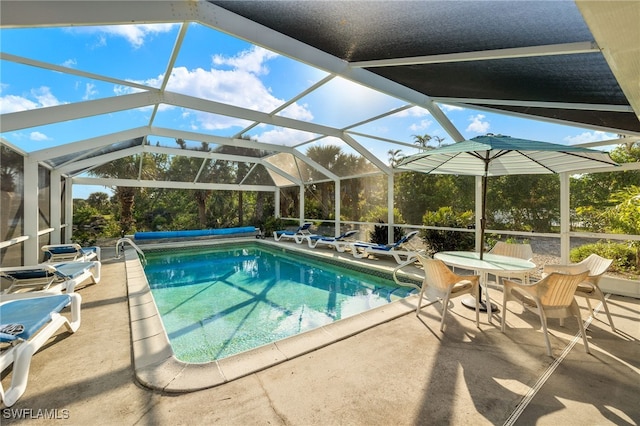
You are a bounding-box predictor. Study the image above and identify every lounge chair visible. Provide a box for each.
[41,243,101,262]
[501,271,590,357]
[349,230,420,264]
[0,292,82,407]
[543,254,615,332]
[307,230,358,251]
[273,222,314,244]
[1,261,101,294]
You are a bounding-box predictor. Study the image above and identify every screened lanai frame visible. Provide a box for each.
[1,0,639,267]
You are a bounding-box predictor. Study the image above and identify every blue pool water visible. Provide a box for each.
[143,244,416,362]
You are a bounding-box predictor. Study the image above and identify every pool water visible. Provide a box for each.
[144,244,415,362]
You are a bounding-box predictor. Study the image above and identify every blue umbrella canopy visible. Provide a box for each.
[396,134,619,176]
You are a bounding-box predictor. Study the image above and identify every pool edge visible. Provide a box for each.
[124,240,420,393]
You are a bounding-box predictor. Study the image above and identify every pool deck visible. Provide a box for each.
[2,239,639,425]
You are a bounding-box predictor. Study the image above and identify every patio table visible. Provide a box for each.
[434,251,536,319]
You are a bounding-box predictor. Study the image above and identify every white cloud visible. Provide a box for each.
[212,46,278,76]
[31,86,60,108]
[254,127,315,146]
[83,83,98,100]
[563,131,617,145]
[0,86,62,114]
[466,114,490,133]
[137,46,312,130]
[62,58,77,68]
[70,23,177,49]
[393,106,431,118]
[30,131,51,141]
[0,94,38,113]
[409,119,433,132]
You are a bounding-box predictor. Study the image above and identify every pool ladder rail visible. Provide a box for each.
[116,237,147,265]
[392,257,422,291]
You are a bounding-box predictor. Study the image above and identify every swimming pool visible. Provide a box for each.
[143,243,416,362]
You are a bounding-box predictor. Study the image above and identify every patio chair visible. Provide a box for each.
[349,230,420,264]
[41,243,101,262]
[307,230,358,251]
[0,292,82,407]
[487,241,534,283]
[501,271,590,356]
[273,222,314,244]
[415,255,480,332]
[543,254,615,332]
[1,261,101,294]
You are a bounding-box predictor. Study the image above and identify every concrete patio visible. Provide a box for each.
[1,243,639,425]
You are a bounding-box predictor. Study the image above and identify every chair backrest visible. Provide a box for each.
[393,230,419,248]
[581,254,613,278]
[418,255,458,292]
[537,271,589,307]
[298,223,312,232]
[337,230,357,240]
[489,241,533,261]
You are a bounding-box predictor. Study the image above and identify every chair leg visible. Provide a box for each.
[538,310,553,357]
[439,294,451,332]
[572,301,590,354]
[416,287,426,316]
[474,290,480,328]
[500,293,509,332]
[591,289,616,332]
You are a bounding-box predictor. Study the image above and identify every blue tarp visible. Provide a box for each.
[133,227,257,240]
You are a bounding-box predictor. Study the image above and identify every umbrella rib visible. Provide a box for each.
[515,151,557,173]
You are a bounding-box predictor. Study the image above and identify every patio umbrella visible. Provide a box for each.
[395,134,619,260]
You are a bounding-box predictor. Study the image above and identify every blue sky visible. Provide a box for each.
[0,22,619,198]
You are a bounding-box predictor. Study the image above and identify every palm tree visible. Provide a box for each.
[412,134,432,150]
[90,141,158,234]
[387,149,404,167]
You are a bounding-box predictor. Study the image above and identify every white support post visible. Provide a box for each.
[65,177,73,242]
[475,175,483,252]
[560,172,570,263]
[334,179,341,237]
[49,170,62,244]
[388,174,394,244]
[23,157,39,264]
[299,184,305,225]
[274,188,280,218]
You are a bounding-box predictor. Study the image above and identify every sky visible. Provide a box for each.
[0,22,620,199]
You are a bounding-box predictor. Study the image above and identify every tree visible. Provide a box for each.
[86,192,111,214]
[412,134,432,150]
[387,149,404,167]
[89,149,158,234]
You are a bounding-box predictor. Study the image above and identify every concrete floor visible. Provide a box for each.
[2,243,639,425]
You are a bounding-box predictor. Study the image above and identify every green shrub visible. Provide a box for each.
[570,241,638,275]
[369,219,405,245]
[422,207,475,255]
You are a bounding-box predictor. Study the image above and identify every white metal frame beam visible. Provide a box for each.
[349,41,600,68]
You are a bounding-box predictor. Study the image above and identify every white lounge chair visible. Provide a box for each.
[41,243,101,262]
[0,292,82,407]
[1,261,101,294]
[273,222,314,244]
[307,230,358,251]
[349,230,420,264]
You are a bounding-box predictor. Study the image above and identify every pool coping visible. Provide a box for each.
[124,238,422,393]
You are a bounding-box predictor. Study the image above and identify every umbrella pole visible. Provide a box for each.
[462,167,497,313]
